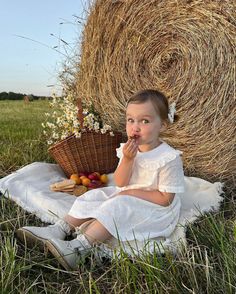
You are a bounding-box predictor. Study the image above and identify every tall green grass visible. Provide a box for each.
[0,100,235,293]
[0,100,51,177]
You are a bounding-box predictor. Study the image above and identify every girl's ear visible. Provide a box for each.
[160,121,168,132]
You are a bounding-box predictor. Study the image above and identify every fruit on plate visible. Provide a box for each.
[68,171,108,190]
[88,180,103,189]
[100,174,108,184]
[70,174,81,185]
[93,172,101,179]
[81,177,91,187]
[88,172,100,181]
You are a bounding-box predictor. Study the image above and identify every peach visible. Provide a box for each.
[100,174,108,184]
[70,174,81,185]
[81,178,91,187]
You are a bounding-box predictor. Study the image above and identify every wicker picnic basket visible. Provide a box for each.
[48,98,123,177]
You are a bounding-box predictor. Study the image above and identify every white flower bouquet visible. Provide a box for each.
[42,93,115,146]
[43,93,122,177]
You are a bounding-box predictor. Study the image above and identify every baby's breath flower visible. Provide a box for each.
[94,122,100,132]
[52,132,59,139]
[74,130,81,138]
[82,109,88,115]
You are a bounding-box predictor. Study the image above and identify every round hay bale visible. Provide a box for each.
[75,0,236,185]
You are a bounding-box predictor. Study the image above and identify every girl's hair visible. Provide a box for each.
[127,89,179,123]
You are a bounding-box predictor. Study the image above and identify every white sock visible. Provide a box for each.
[55,219,71,235]
[76,234,92,248]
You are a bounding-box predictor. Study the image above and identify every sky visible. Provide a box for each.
[0,0,89,96]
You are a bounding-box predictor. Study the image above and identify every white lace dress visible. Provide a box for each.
[68,140,185,243]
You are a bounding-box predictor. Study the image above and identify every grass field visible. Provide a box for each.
[0,100,236,293]
[0,100,52,178]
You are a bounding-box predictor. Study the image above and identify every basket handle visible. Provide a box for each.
[77,98,84,128]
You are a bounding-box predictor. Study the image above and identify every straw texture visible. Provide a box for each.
[75,0,236,185]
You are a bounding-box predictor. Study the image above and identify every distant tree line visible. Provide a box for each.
[0,92,51,100]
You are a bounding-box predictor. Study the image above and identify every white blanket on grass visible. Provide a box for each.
[0,162,224,256]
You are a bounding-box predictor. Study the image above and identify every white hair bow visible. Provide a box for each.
[168,102,176,124]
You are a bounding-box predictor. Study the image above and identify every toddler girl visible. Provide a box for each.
[17,89,185,271]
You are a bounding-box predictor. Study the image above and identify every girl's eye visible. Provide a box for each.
[142,119,149,124]
[127,118,134,123]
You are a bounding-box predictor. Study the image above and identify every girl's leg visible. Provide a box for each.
[45,219,112,270]
[82,220,112,245]
[63,215,94,231]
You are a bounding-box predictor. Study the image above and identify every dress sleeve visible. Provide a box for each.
[116,143,123,159]
[157,155,185,193]
[116,143,124,166]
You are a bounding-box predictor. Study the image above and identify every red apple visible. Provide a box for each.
[87,182,96,189]
[88,180,102,189]
[88,172,100,181]
[93,172,101,179]
[88,174,96,180]
[92,180,102,186]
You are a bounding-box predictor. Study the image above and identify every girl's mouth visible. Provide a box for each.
[129,134,140,140]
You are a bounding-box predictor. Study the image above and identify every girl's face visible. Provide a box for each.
[126,100,166,150]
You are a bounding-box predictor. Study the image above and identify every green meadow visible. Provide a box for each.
[0,100,52,178]
[0,100,236,293]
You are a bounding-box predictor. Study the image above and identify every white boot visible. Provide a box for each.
[16,220,71,250]
[45,234,92,271]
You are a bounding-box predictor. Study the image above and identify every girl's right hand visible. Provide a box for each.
[123,139,138,160]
